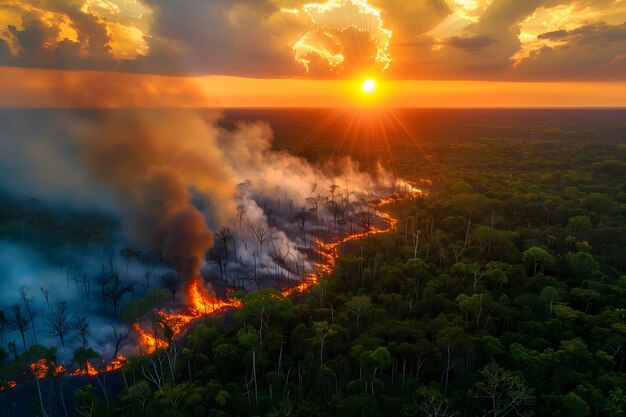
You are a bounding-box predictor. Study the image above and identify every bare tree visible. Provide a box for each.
[216,228,234,260]
[18,286,37,343]
[46,301,72,348]
[74,316,91,348]
[411,229,421,258]
[475,362,533,417]
[248,220,270,254]
[291,208,314,244]
[139,253,153,292]
[355,210,375,234]
[40,287,51,311]
[111,325,130,359]
[326,200,344,232]
[414,388,458,417]
[161,272,182,303]
[8,304,32,351]
[106,273,134,318]
[347,296,371,332]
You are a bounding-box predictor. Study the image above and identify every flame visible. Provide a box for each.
[12,353,126,389]
[29,359,49,380]
[134,280,243,354]
[0,381,17,391]
[7,180,422,391]
[132,188,407,354]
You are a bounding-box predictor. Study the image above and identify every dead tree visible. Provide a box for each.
[110,325,130,359]
[139,253,153,292]
[291,209,314,245]
[216,228,234,260]
[106,274,133,318]
[46,301,72,348]
[74,316,91,348]
[8,304,32,351]
[18,287,37,343]
[248,220,270,254]
[161,273,182,303]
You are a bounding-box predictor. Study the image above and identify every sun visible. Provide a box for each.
[362,79,376,94]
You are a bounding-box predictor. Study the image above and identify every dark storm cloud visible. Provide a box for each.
[121,0,304,76]
[514,22,626,80]
[0,2,116,70]
[0,0,625,80]
[448,35,494,51]
[537,30,569,40]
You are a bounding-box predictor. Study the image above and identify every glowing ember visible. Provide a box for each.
[29,359,49,380]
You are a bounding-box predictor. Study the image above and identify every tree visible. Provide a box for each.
[73,347,99,371]
[522,247,554,276]
[111,325,130,359]
[46,301,72,348]
[567,215,593,234]
[475,362,533,417]
[409,387,458,417]
[18,287,37,344]
[370,346,391,380]
[562,392,591,417]
[292,208,314,244]
[216,227,234,260]
[106,273,133,317]
[7,304,32,351]
[313,321,338,365]
[347,296,371,332]
[161,272,182,303]
[237,327,260,404]
[236,288,294,345]
[74,316,91,348]
[123,381,152,417]
[540,287,559,316]
[75,384,98,417]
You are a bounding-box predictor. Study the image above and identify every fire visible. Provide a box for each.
[5,180,422,392]
[0,354,128,391]
[129,180,421,354]
[84,360,98,377]
[134,280,243,354]
[29,359,49,380]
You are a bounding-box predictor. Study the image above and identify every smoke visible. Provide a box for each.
[75,110,237,279]
[0,107,403,359]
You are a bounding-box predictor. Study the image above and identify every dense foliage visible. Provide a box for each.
[2,109,625,416]
[104,110,626,417]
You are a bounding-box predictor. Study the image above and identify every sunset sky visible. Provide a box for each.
[1,0,625,107]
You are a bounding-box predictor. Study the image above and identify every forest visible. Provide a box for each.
[0,109,625,417]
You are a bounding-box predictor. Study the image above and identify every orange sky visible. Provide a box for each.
[1,66,625,108]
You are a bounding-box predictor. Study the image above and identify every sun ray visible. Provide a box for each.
[332,111,358,158]
[292,108,346,155]
[376,111,396,176]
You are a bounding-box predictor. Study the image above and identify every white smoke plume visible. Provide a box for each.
[0,108,401,357]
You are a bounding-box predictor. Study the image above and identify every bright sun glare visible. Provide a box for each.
[362,79,376,94]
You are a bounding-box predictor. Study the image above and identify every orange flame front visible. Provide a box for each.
[5,182,421,391]
[135,280,243,353]
[133,184,420,353]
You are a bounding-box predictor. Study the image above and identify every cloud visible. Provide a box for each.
[0,0,625,80]
[0,2,117,70]
[122,0,304,76]
[537,29,569,40]
[447,35,494,51]
[513,22,626,80]
[0,66,213,107]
